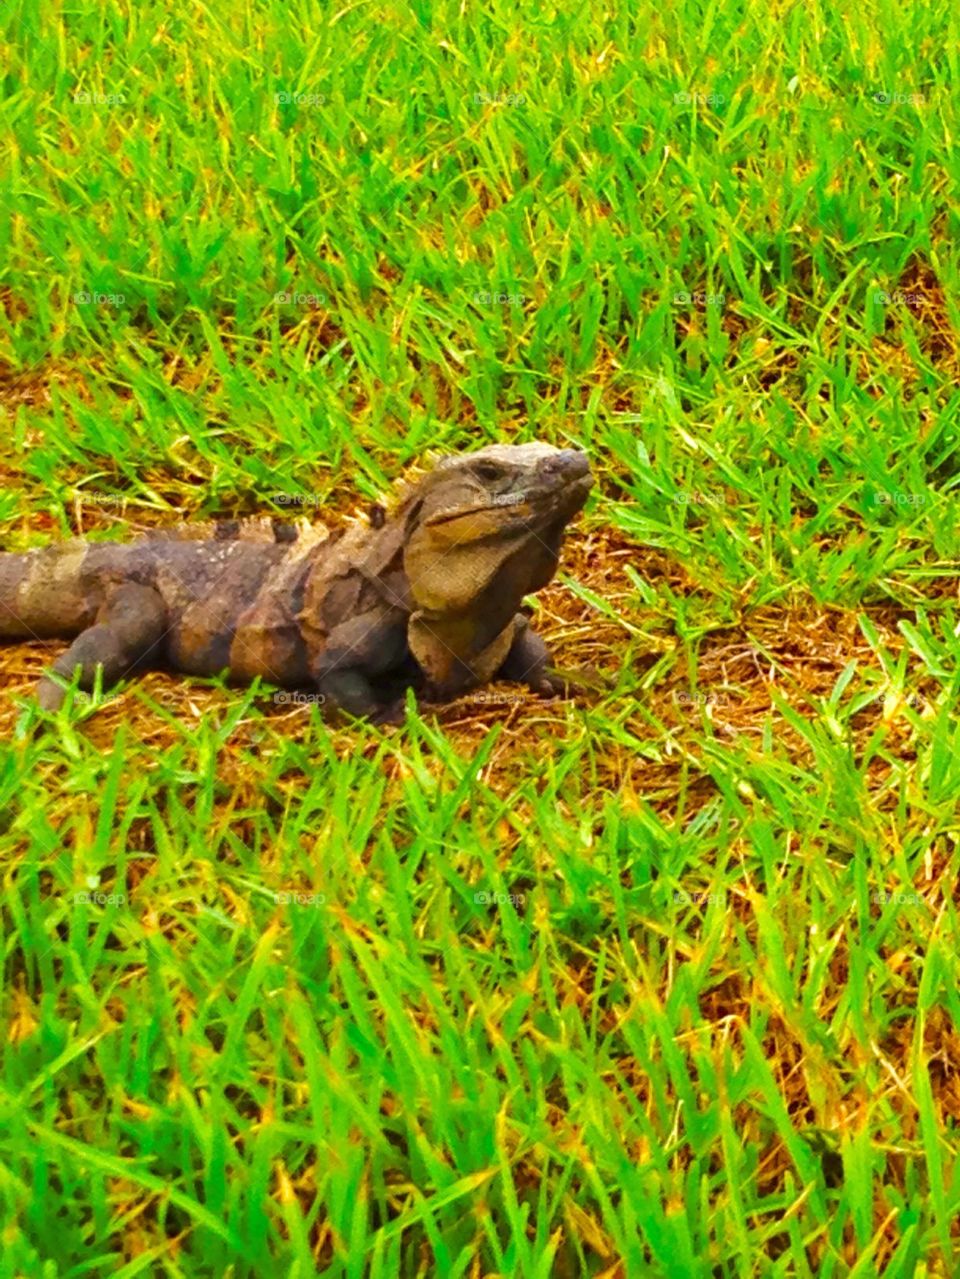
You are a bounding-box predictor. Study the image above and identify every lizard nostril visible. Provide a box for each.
[547,450,591,478]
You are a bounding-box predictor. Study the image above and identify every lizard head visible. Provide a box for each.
[401,442,593,617]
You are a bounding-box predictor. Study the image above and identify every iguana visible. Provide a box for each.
[0,443,593,717]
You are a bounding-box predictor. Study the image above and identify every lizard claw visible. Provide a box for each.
[35,678,67,712]
[532,673,568,698]
[368,698,408,727]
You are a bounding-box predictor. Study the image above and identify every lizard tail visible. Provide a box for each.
[0,542,100,639]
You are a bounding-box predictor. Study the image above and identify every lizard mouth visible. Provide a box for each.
[521,453,594,524]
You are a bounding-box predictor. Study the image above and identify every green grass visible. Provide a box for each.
[2,0,960,1274]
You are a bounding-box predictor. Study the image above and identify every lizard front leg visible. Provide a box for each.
[494,613,562,696]
[35,583,168,711]
[310,609,411,719]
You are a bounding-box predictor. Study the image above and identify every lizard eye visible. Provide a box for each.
[473,462,503,482]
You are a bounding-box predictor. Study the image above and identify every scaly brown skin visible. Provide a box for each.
[0,443,593,717]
